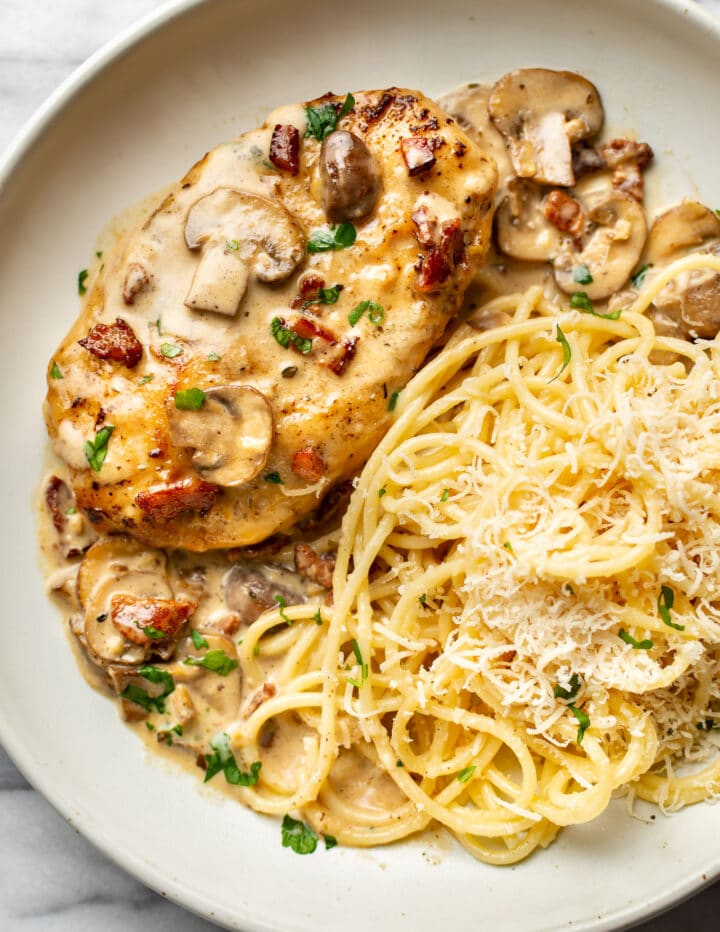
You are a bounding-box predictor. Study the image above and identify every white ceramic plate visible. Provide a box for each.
[2,0,720,929]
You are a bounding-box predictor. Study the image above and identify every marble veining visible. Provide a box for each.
[2,1,720,929]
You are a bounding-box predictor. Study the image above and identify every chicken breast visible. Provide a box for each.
[44,88,497,550]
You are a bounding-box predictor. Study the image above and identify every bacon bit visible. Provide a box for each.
[326,335,358,375]
[45,475,72,533]
[412,206,437,248]
[110,593,197,645]
[291,274,325,309]
[401,137,436,176]
[227,534,292,562]
[292,445,326,483]
[600,139,654,170]
[212,614,242,637]
[361,92,394,126]
[269,124,300,175]
[415,219,466,293]
[243,683,277,719]
[78,317,143,368]
[135,479,219,522]
[611,161,645,202]
[291,316,336,345]
[122,263,150,304]
[294,543,335,589]
[544,190,588,238]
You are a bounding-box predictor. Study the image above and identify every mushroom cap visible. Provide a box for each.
[554,190,647,300]
[495,178,561,261]
[645,200,720,266]
[166,384,274,488]
[77,535,172,666]
[489,69,604,187]
[320,130,381,222]
[184,188,305,315]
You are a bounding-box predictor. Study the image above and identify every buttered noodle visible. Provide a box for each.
[230,251,720,864]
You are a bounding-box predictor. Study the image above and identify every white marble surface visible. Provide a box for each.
[2,0,720,929]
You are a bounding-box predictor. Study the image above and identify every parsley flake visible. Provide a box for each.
[387,390,400,412]
[457,765,476,783]
[78,269,89,295]
[85,425,115,472]
[569,292,594,312]
[121,665,175,714]
[304,92,355,141]
[658,585,684,630]
[549,325,571,382]
[440,489,449,503]
[313,607,323,626]
[378,486,387,498]
[161,342,183,358]
[204,732,261,786]
[304,284,344,308]
[143,625,166,640]
[554,673,581,702]
[632,264,651,288]
[573,265,593,285]
[226,239,240,251]
[275,594,293,625]
[263,471,284,484]
[281,814,318,854]
[191,629,209,650]
[502,541,513,553]
[184,649,239,676]
[569,704,590,744]
[307,222,357,253]
[346,638,369,687]
[174,387,206,410]
[697,719,719,731]
[271,317,313,354]
[619,628,654,650]
[207,351,221,361]
[137,374,154,385]
[324,834,338,850]
[50,361,63,379]
[348,300,384,326]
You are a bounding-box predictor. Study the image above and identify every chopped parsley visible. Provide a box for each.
[440,489,449,503]
[554,673,581,702]
[275,594,292,625]
[263,471,284,484]
[207,351,221,361]
[502,541,513,553]
[121,665,175,714]
[632,264,651,288]
[226,239,240,251]
[253,643,261,657]
[568,704,590,744]
[347,638,369,687]
[378,486,387,498]
[418,593,427,606]
[50,361,63,379]
[307,222,357,253]
[155,316,163,335]
[271,317,313,354]
[281,814,318,854]
[191,629,209,650]
[313,607,323,626]
[324,834,338,850]
[658,585,684,631]
[304,92,355,141]
[78,269,89,295]
[619,628,653,650]
[457,765,476,783]
[549,325,571,382]
[304,284,344,308]
[85,425,115,472]
[184,649,239,676]
[572,290,623,320]
[160,342,183,358]
[143,625,166,640]
[387,390,400,412]
[204,732,261,786]
[174,387,206,410]
[137,373,154,385]
[281,366,298,379]
[348,300,384,327]
[66,506,77,515]
[572,265,593,285]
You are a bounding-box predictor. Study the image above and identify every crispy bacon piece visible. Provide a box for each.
[45,475,72,533]
[135,479,219,522]
[110,594,197,645]
[599,139,654,170]
[289,317,359,375]
[326,336,358,375]
[269,124,300,175]
[414,218,466,293]
[291,316,337,344]
[544,190,587,237]
[401,136,436,176]
[292,445,326,483]
[78,317,143,368]
[243,682,277,719]
[294,543,335,589]
[612,160,645,201]
[291,274,326,309]
[412,205,437,248]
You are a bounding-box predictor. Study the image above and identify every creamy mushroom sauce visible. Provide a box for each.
[40,73,720,818]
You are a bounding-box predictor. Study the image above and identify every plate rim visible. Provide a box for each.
[2,1,720,929]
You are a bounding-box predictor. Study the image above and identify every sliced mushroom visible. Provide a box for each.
[320,130,381,222]
[184,189,304,315]
[645,200,720,265]
[166,384,274,487]
[644,203,720,339]
[495,178,561,261]
[77,535,177,666]
[489,69,604,187]
[553,191,647,299]
[222,564,302,624]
